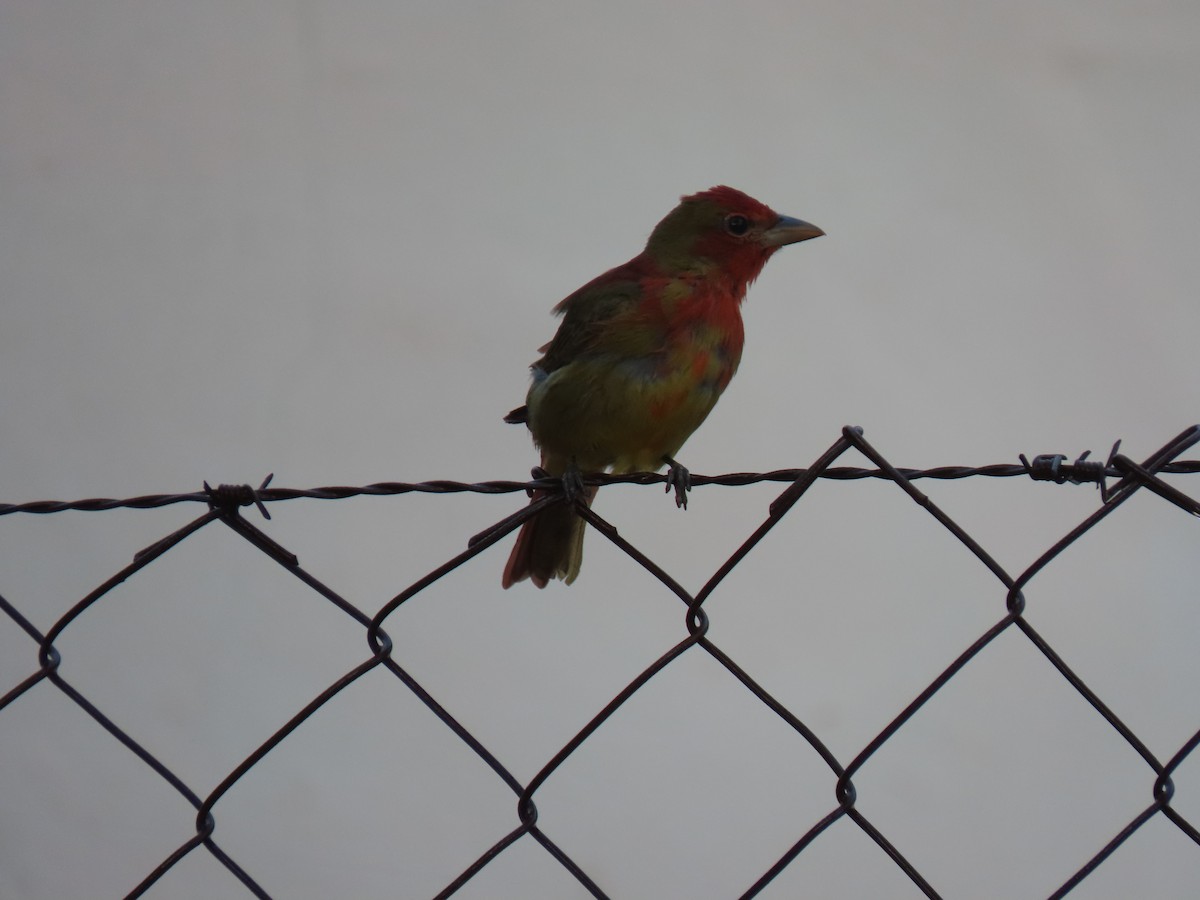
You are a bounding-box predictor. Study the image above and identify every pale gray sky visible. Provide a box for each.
[2,2,1199,898]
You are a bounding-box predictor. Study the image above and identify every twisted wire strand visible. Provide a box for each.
[4,459,1196,517]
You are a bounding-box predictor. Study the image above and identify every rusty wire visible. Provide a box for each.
[2,424,1198,898]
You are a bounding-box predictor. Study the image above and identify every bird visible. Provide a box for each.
[502,185,823,588]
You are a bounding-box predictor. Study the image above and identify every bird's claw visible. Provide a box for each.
[663,456,691,509]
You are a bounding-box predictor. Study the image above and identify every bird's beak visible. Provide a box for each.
[762,214,824,247]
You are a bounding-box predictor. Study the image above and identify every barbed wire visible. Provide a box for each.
[4,452,1198,518]
[2,424,1198,899]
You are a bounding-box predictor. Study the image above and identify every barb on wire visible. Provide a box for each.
[1019,444,1116,488]
[205,473,276,519]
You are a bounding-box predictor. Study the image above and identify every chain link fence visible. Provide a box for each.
[3,425,1199,899]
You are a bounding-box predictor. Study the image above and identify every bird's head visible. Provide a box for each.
[644,185,823,288]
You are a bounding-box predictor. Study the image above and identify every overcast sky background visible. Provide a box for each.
[2,2,1199,898]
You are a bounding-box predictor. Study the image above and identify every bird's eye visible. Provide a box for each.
[724,214,751,236]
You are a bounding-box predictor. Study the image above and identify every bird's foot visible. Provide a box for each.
[531,463,586,506]
[561,460,586,505]
[663,455,691,509]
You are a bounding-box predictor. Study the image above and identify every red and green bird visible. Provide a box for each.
[503,186,823,588]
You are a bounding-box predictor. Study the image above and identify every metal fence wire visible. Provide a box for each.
[3,424,1200,899]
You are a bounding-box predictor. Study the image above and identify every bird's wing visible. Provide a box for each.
[537,273,647,374]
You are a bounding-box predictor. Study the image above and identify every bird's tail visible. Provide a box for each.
[501,486,598,588]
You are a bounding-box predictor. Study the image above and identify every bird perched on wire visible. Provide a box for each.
[503,186,823,588]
